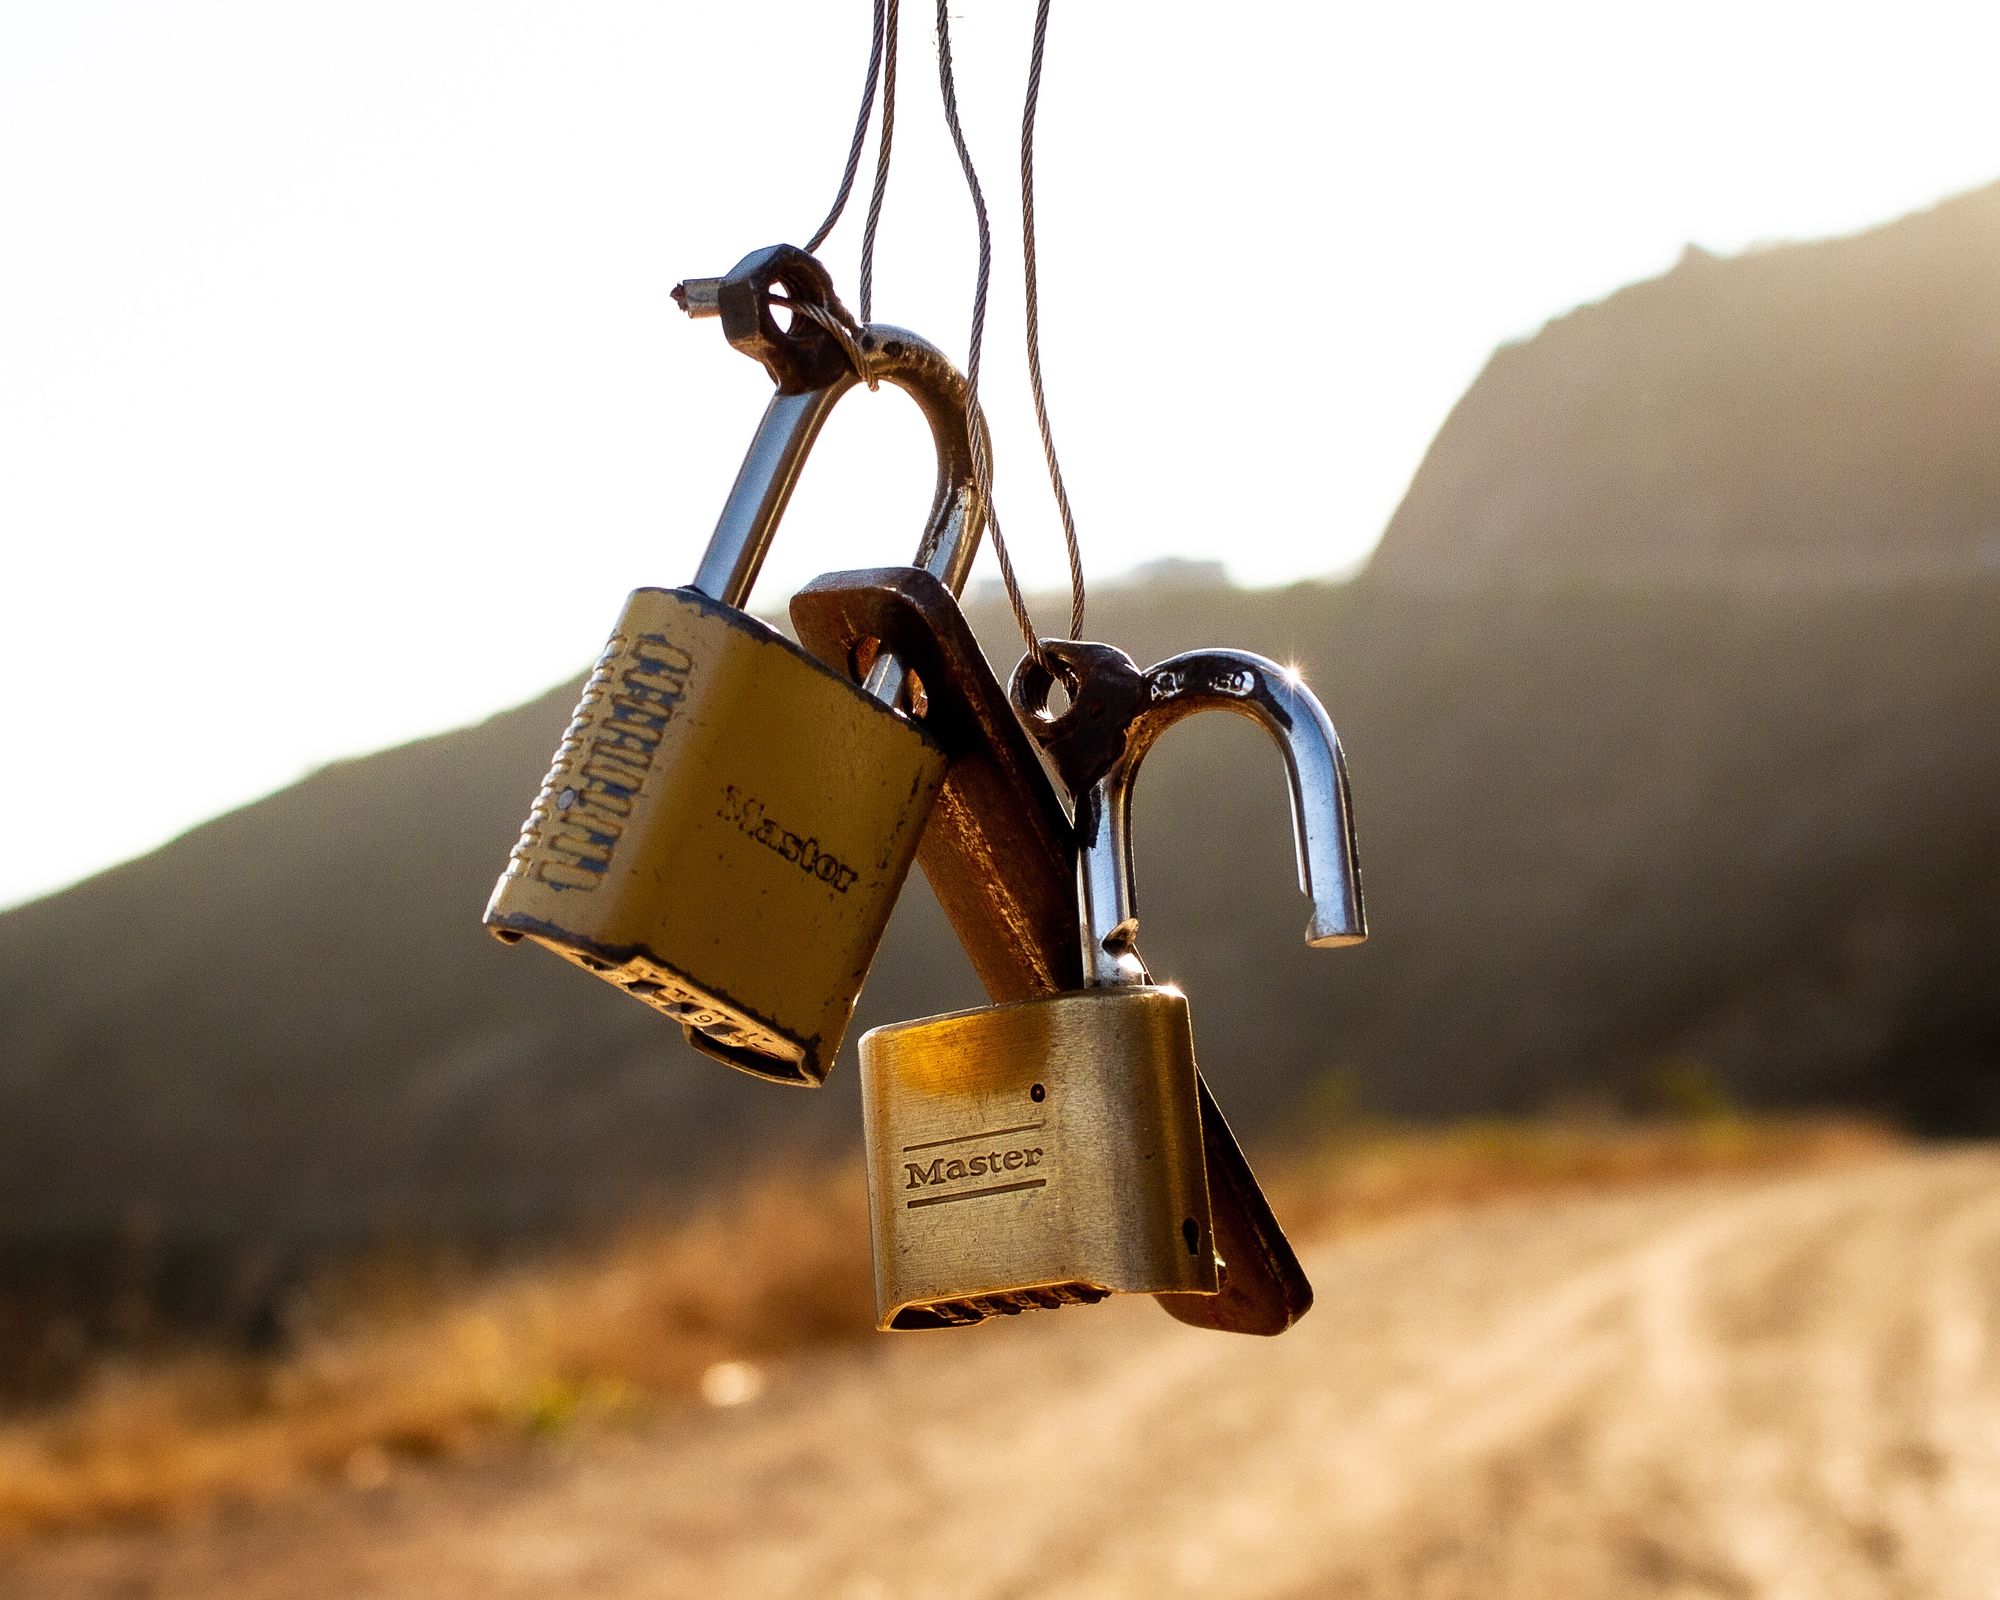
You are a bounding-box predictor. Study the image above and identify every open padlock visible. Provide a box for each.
[484,246,983,1086]
[857,641,1364,1329]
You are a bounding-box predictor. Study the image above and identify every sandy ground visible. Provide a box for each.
[6,1147,1999,1599]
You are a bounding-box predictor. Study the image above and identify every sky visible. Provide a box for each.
[2,0,1997,911]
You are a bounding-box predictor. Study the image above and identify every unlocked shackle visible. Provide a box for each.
[679,246,986,654]
[1011,640,1366,989]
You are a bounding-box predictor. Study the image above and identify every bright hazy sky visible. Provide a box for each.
[2,1,1996,911]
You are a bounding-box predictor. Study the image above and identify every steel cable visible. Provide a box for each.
[798,0,901,386]
[858,0,899,321]
[804,0,887,255]
[814,0,1088,664]
[1019,0,1086,640]
[935,0,1062,670]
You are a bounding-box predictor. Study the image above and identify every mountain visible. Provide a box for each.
[1373,183,2000,584]
[3,185,1998,1278]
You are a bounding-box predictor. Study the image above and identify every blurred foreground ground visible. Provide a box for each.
[6,1142,1998,1599]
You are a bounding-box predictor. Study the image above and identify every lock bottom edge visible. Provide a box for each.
[484,911,825,1085]
[881,1279,1116,1332]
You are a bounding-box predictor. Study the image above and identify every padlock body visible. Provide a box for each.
[859,986,1218,1329]
[485,585,946,1085]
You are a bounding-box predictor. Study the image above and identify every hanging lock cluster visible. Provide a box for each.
[485,247,982,1085]
[483,244,1368,1335]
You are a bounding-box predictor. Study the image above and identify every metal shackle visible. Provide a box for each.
[678,246,986,707]
[1010,640,1366,989]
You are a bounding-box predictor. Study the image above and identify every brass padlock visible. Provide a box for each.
[858,641,1365,1329]
[484,247,983,1086]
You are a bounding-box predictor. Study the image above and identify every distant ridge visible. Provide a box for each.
[1373,181,2000,584]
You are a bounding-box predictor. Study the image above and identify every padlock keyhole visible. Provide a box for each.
[1182,1218,1201,1256]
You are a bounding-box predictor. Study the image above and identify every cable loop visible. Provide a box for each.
[859,0,899,322]
[803,0,900,327]
[805,0,1087,666]
[788,296,879,392]
[1021,0,1086,641]
[935,0,1048,672]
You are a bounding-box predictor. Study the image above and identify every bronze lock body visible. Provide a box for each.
[484,247,984,1086]
[863,986,1213,1325]
[858,640,1365,1329]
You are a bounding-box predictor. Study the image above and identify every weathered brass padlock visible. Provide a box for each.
[793,570,1321,1334]
[858,642,1365,1329]
[484,247,983,1086]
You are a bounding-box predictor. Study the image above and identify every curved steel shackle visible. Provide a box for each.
[1011,641,1366,989]
[685,251,985,712]
[690,327,985,610]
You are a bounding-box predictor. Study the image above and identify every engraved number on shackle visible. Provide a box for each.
[1149,663,1257,703]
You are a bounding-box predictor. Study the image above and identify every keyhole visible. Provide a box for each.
[1182,1218,1201,1256]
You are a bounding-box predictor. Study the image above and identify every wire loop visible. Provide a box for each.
[804,1,884,253]
[935,2,1037,669]
[803,0,900,325]
[1020,0,1086,641]
[806,0,1088,664]
[787,295,878,392]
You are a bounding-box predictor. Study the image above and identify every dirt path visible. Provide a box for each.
[8,1149,1999,1599]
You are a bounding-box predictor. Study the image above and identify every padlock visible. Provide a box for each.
[483,246,982,1086]
[793,568,1321,1334]
[857,640,1365,1329]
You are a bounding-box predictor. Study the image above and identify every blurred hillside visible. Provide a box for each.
[1374,181,2000,583]
[2,185,1997,1271]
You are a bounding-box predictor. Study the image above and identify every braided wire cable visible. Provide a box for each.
[794,1,899,389]
[809,0,1087,663]
[858,0,899,321]
[933,0,1045,670]
[803,0,888,254]
[1020,0,1085,639]
[790,297,875,390]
